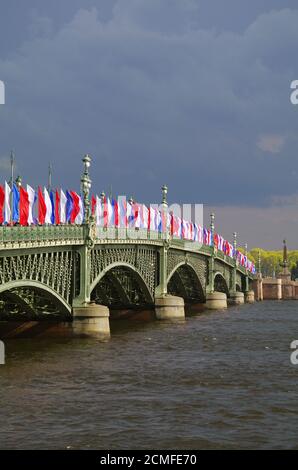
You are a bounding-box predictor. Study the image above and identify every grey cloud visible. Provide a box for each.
[0,1,297,248]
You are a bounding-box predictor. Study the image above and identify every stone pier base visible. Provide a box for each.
[205,292,227,309]
[72,303,110,338]
[245,290,255,303]
[228,291,245,305]
[281,281,295,300]
[253,277,263,301]
[155,295,185,320]
[262,278,282,300]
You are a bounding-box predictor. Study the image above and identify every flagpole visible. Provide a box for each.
[10,150,14,224]
[15,175,22,225]
[48,162,52,192]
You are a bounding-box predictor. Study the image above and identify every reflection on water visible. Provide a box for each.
[0,301,297,450]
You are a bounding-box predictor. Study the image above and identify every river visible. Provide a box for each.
[0,300,297,450]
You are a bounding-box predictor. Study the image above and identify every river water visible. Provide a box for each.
[0,300,297,450]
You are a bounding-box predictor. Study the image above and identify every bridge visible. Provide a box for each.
[0,156,257,338]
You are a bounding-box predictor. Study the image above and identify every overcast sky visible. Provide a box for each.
[0,0,298,249]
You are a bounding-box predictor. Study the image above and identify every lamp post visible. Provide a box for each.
[258,250,261,275]
[15,175,22,189]
[207,213,215,293]
[210,213,215,245]
[232,232,237,292]
[158,185,169,296]
[48,163,52,192]
[244,242,249,292]
[161,185,169,240]
[81,154,92,224]
[161,185,168,209]
[244,243,248,267]
[10,151,15,224]
[233,232,237,258]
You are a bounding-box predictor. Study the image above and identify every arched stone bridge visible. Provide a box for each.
[0,224,255,337]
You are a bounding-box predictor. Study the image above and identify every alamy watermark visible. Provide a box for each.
[0,340,5,364]
[290,80,298,105]
[0,80,4,104]
[94,200,204,250]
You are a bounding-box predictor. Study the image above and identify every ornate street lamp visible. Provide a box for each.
[81,154,92,223]
[210,212,215,245]
[161,185,168,208]
[233,232,237,259]
[258,250,262,274]
[244,243,248,258]
[48,162,52,192]
[15,175,22,189]
[161,185,168,239]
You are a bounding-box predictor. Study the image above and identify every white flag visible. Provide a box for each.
[27,184,35,225]
[127,201,134,228]
[60,189,67,224]
[107,197,113,226]
[141,204,149,229]
[44,187,52,224]
[75,195,84,225]
[134,203,141,229]
[96,195,103,226]
[4,181,11,224]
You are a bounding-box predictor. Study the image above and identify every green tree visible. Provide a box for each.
[248,248,298,278]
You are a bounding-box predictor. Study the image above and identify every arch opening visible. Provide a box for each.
[91,265,154,309]
[167,264,205,303]
[214,273,229,296]
[0,283,71,320]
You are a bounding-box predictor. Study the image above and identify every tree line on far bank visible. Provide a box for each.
[247,248,298,279]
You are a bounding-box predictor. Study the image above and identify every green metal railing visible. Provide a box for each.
[0,225,84,246]
[0,225,255,277]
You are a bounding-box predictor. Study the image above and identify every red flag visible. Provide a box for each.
[103,196,108,228]
[113,199,119,227]
[20,187,29,226]
[55,189,60,225]
[170,212,174,236]
[214,233,219,249]
[91,195,96,216]
[0,185,4,225]
[70,191,80,224]
[38,186,46,224]
[134,203,139,224]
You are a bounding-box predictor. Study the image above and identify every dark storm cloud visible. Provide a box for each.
[0,1,298,247]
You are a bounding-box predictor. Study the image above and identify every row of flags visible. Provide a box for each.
[0,183,256,273]
[0,183,83,226]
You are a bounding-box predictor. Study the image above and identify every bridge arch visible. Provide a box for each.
[214,272,229,296]
[90,262,154,307]
[167,262,205,303]
[0,280,72,316]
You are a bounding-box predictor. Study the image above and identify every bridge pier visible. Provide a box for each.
[155,295,185,320]
[72,303,110,338]
[205,292,227,309]
[253,276,263,301]
[244,290,255,303]
[228,291,244,305]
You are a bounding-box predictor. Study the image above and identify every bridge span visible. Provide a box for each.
[0,156,258,338]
